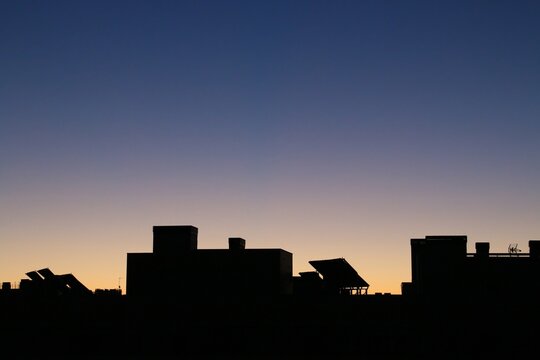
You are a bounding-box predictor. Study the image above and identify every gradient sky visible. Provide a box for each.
[2,1,540,294]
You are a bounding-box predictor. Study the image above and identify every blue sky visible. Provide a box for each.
[1,1,540,293]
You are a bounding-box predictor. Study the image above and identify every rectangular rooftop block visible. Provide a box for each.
[153,225,198,255]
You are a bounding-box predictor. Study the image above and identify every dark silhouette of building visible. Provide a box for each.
[293,258,369,297]
[402,235,540,303]
[127,225,293,303]
[3,226,540,359]
[1,267,93,298]
[310,258,369,295]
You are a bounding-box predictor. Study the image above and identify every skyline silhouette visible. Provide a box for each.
[4,225,540,297]
[3,2,539,356]
[2,223,540,358]
[2,1,540,295]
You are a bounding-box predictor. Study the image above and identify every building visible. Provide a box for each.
[293,258,369,296]
[402,235,540,303]
[126,225,293,303]
[0,267,92,298]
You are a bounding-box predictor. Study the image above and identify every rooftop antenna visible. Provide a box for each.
[118,277,123,291]
[508,243,521,254]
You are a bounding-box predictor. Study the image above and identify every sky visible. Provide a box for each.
[1,0,540,294]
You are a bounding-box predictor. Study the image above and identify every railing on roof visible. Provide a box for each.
[466,253,530,258]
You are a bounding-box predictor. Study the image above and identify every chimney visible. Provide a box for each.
[529,240,540,260]
[153,225,198,255]
[228,237,246,250]
[475,242,490,258]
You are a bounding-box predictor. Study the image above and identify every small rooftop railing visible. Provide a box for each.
[466,253,530,258]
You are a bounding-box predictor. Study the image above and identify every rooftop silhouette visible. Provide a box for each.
[127,225,293,304]
[402,235,540,304]
[1,224,540,358]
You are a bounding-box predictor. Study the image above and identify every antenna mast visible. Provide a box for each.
[508,243,521,255]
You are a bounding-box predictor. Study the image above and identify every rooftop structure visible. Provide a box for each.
[0,268,92,298]
[402,235,540,302]
[309,258,369,295]
[292,258,370,297]
[126,225,293,303]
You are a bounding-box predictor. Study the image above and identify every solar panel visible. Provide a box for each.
[37,268,56,280]
[59,274,92,295]
[25,271,44,282]
[309,258,369,288]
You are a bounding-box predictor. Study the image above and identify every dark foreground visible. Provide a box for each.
[1,294,538,359]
